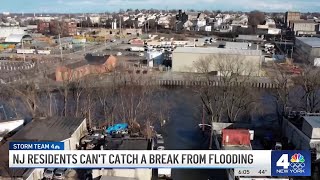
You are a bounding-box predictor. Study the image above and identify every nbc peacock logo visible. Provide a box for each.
[290,153,305,163]
[290,153,306,172]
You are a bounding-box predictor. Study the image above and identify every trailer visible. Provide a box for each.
[129,47,144,52]
[37,50,51,55]
[16,49,36,54]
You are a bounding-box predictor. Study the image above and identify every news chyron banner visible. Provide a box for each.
[9,142,311,177]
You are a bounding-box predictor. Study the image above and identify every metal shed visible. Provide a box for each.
[5,34,32,43]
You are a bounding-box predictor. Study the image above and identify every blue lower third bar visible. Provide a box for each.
[9,142,64,150]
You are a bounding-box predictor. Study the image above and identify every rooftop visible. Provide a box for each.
[173,47,262,56]
[103,137,150,150]
[236,35,264,42]
[296,37,320,48]
[0,117,85,177]
[303,116,320,128]
[290,19,316,24]
[11,116,85,141]
[225,42,249,50]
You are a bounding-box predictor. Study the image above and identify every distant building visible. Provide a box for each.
[289,20,317,36]
[56,54,117,81]
[4,34,32,44]
[171,47,263,76]
[285,11,301,27]
[37,21,50,34]
[0,27,27,39]
[224,42,250,50]
[49,20,77,36]
[295,37,320,65]
[146,51,164,67]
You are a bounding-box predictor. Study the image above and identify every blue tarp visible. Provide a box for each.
[106,123,128,135]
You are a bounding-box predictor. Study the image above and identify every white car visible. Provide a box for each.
[116,52,122,56]
[53,169,67,180]
[43,168,55,179]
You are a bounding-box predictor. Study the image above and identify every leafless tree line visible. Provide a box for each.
[0,67,173,138]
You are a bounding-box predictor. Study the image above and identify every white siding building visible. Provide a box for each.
[0,117,87,180]
[172,47,263,76]
[0,27,27,39]
[295,37,320,65]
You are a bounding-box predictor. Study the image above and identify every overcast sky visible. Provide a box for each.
[1,0,320,13]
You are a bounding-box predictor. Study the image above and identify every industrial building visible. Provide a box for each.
[285,11,301,27]
[172,47,263,76]
[0,27,27,39]
[56,54,117,81]
[283,115,320,161]
[289,20,318,36]
[0,117,87,179]
[295,37,320,65]
[4,34,33,44]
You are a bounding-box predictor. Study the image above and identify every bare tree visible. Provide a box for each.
[293,66,320,112]
[193,54,259,149]
[269,63,293,126]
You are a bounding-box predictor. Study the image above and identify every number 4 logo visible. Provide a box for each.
[276,154,290,169]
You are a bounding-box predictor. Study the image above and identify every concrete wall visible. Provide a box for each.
[92,169,152,180]
[172,52,262,76]
[282,118,320,159]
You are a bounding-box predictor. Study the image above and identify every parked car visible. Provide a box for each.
[43,168,55,179]
[53,169,67,180]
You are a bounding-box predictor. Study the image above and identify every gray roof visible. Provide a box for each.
[11,116,85,141]
[236,35,264,41]
[296,37,320,48]
[5,34,32,43]
[303,116,320,128]
[0,117,85,178]
[173,47,262,56]
[225,42,249,50]
[104,138,149,150]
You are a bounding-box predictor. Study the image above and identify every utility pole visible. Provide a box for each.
[83,34,86,52]
[58,34,63,62]
[105,35,107,48]
[119,15,122,35]
[21,39,25,62]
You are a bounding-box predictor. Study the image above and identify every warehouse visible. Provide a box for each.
[5,34,33,43]
[172,47,263,76]
[295,37,320,65]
